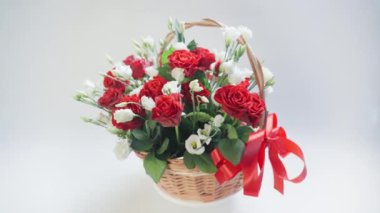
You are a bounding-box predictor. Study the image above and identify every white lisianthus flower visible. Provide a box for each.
[262,67,274,83]
[212,114,225,128]
[197,124,212,144]
[238,25,253,40]
[172,42,188,50]
[114,138,132,160]
[83,80,97,97]
[197,95,209,103]
[141,96,156,111]
[145,66,158,77]
[113,62,132,80]
[129,85,143,95]
[222,26,241,41]
[228,67,252,85]
[189,79,203,92]
[162,81,181,94]
[171,67,185,82]
[220,61,236,75]
[142,36,155,47]
[113,109,136,123]
[185,134,205,155]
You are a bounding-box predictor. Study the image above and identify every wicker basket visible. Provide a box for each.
[136,152,243,202]
[136,18,267,203]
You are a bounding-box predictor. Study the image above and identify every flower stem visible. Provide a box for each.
[175,126,180,144]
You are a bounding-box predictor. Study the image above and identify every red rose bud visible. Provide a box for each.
[123,55,136,66]
[152,94,184,127]
[192,47,216,71]
[168,50,200,77]
[181,81,210,105]
[111,95,145,130]
[130,59,147,79]
[103,71,127,92]
[139,76,167,99]
[97,88,124,110]
[247,93,265,126]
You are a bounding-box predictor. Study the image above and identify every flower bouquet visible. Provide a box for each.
[74,18,307,203]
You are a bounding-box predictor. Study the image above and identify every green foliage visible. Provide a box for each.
[157,138,170,154]
[183,151,196,169]
[226,124,238,140]
[186,112,212,122]
[236,126,254,143]
[161,47,175,65]
[193,153,217,173]
[217,138,245,165]
[157,64,174,81]
[194,71,212,92]
[143,153,167,183]
[187,40,197,51]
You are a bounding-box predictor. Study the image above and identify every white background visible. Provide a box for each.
[1,0,379,212]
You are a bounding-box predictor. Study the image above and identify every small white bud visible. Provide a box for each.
[145,66,158,77]
[189,79,203,92]
[171,67,185,82]
[141,96,156,111]
[113,109,136,123]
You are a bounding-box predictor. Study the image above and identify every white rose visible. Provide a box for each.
[113,109,136,123]
[171,67,185,82]
[238,25,253,40]
[185,134,205,155]
[212,114,225,128]
[228,67,252,85]
[141,96,156,111]
[189,79,203,92]
[172,42,188,50]
[145,66,158,77]
[114,138,132,160]
[162,81,181,95]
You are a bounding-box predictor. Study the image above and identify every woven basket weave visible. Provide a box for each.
[137,18,267,203]
[136,152,243,202]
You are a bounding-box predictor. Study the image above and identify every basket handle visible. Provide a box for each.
[159,18,267,127]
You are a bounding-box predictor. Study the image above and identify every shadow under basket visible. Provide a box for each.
[136,152,243,203]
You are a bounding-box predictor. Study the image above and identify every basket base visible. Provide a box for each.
[153,183,239,207]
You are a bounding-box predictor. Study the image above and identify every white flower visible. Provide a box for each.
[129,85,143,95]
[113,62,132,80]
[172,42,188,50]
[171,67,185,82]
[222,26,241,41]
[114,138,132,160]
[97,112,110,124]
[82,80,97,97]
[228,67,252,85]
[212,114,225,128]
[220,61,236,75]
[211,89,220,106]
[185,134,205,155]
[197,95,209,103]
[262,67,274,83]
[197,124,212,145]
[145,66,158,77]
[141,96,155,111]
[162,81,181,94]
[189,79,203,92]
[113,109,136,123]
[142,36,155,47]
[238,25,253,40]
[265,86,274,96]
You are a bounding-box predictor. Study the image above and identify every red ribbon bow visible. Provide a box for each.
[211,113,307,197]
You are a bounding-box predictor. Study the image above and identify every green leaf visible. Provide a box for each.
[217,138,245,165]
[187,40,197,51]
[183,151,196,169]
[157,65,174,81]
[161,47,175,65]
[130,139,153,151]
[131,129,149,141]
[193,153,217,173]
[236,126,254,143]
[146,120,157,132]
[186,112,211,122]
[143,153,167,183]
[226,124,238,140]
[157,138,170,154]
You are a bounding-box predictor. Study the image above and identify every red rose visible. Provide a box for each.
[130,59,147,79]
[247,93,266,126]
[123,55,136,65]
[103,71,127,92]
[181,81,210,105]
[152,94,184,127]
[168,50,200,77]
[112,95,145,130]
[192,47,215,71]
[214,81,265,125]
[139,76,167,99]
[97,88,123,110]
